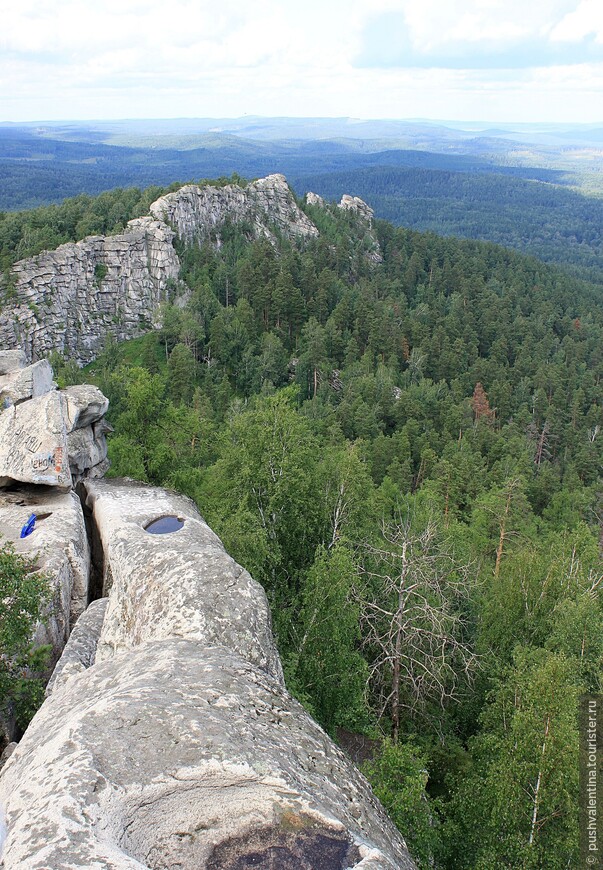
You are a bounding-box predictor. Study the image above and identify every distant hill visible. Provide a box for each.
[0,124,572,211]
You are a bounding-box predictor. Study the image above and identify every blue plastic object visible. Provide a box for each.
[20,514,36,538]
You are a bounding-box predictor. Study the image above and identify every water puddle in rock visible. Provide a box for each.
[144,515,185,534]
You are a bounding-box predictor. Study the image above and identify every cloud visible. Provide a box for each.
[0,0,602,123]
[551,0,603,42]
[0,0,295,68]
[355,1,603,69]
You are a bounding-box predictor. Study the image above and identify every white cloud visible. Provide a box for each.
[355,0,603,69]
[399,0,577,50]
[0,0,602,122]
[550,0,603,42]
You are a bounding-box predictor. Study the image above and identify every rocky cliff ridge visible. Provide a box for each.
[0,355,415,870]
[0,175,334,366]
[0,218,180,366]
[150,173,319,246]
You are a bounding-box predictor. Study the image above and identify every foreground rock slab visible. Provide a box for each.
[0,360,55,407]
[0,392,72,490]
[0,477,415,869]
[0,380,111,490]
[0,642,413,869]
[84,478,283,681]
[62,384,109,430]
[0,350,26,375]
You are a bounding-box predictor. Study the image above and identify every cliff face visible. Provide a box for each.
[150,173,319,247]
[0,218,179,365]
[0,175,321,366]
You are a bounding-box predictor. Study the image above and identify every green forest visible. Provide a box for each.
[7,186,602,869]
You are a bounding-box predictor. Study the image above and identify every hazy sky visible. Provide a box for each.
[2,0,603,123]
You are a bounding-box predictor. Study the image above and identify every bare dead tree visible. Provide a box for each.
[355,517,478,741]
[527,420,556,466]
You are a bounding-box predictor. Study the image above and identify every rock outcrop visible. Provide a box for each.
[0,391,73,490]
[0,351,26,375]
[0,176,320,366]
[150,173,319,248]
[0,359,415,870]
[306,189,382,265]
[45,598,108,697]
[0,359,55,406]
[0,642,414,869]
[338,195,382,265]
[338,194,376,224]
[0,371,109,490]
[305,191,326,207]
[0,488,90,662]
[86,478,283,680]
[0,175,382,366]
[0,218,180,365]
[0,358,110,672]
[0,476,414,869]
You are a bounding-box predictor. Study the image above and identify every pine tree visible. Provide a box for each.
[167,343,197,405]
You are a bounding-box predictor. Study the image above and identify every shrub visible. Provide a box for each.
[0,542,52,743]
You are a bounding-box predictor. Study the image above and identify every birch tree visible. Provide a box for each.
[288,546,367,733]
[443,648,579,869]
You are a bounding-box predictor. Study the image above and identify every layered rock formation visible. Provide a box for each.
[0,175,379,366]
[150,173,319,247]
[0,351,26,375]
[0,218,180,365]
[0,360,415,870]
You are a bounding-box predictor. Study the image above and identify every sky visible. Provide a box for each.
[1,0,603,124]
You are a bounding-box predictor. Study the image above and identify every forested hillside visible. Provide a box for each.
[292,165,603,282]
[26,191,603,868]
[0,121,568,212]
